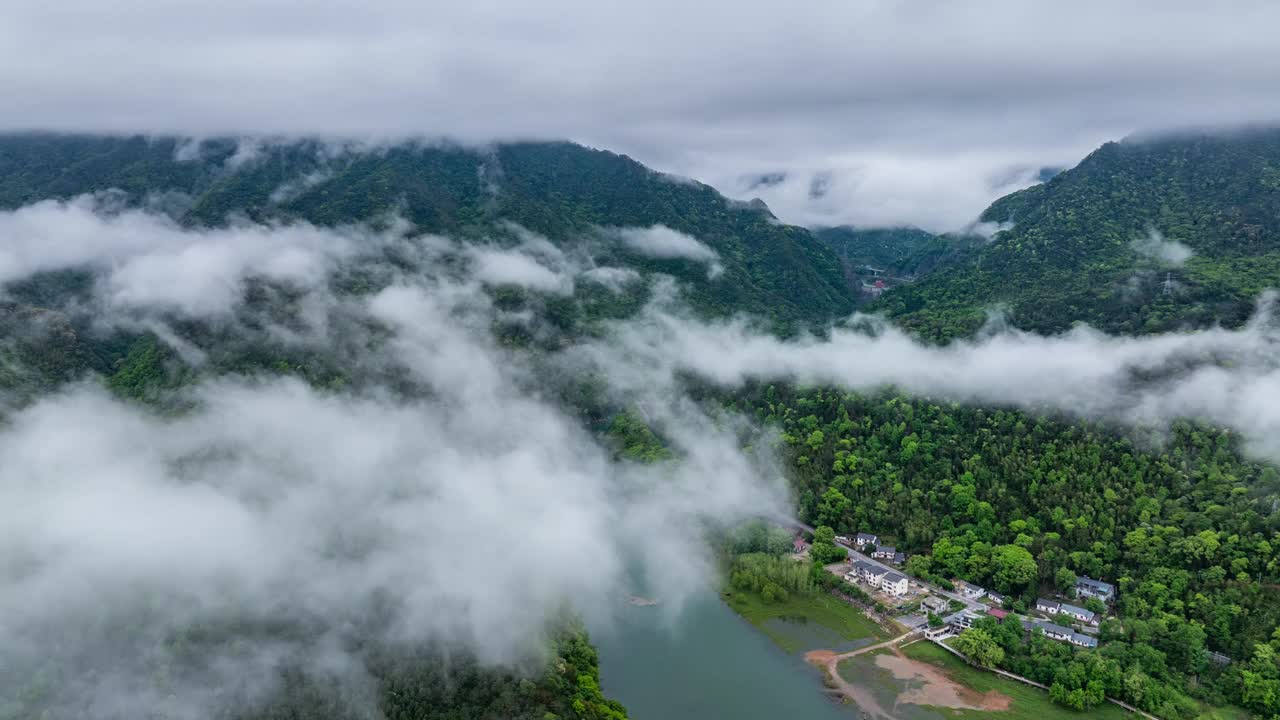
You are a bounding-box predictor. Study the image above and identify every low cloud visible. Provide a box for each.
[615,225,723,278]
[590,297,1280,466]
[0,196,379,316]
[1132,227,1194,267]
[467,245,574,295]
[580,265,641,292]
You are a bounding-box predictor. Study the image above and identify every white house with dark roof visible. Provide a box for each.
[1058,602,1096,624]
[1069,632,1099,648]
[1075,576,1115,602]
[1036,598,1061,614]
[1024,619,1100,648]
[954,580,986,600]
[880,571,909,597]
[848,560,908,596]
[1026,620,1074,641]
[871,545,897,560]
[848,559,883,583]
[855,532,879,548]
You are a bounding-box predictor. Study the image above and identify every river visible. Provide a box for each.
[592,591,857,720]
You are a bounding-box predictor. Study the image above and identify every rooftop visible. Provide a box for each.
[1059,602,1095,619]
[1072,633,1099,647]
[1076,576,1115,591]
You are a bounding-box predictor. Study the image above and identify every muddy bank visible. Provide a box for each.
[875,648,1010,711]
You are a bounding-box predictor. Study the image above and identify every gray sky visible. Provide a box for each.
[5,0,1280,229]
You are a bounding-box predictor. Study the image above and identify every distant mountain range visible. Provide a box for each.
[0,134,855,329]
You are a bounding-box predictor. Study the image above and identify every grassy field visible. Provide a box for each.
[722,589,891,653]
[900,641,1132,719]
[1191,704,1255,720]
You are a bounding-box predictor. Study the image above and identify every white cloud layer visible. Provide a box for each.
[0,196,376,316]
[592,301,1280,465]
[4,0,1280,229]
[615,225,723,278]
[1133,227,1194,267]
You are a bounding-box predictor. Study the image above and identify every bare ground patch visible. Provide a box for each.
[875,648,1011,712]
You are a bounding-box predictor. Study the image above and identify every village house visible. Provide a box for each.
[847,560,908,597]
[855,532,879,549]
[880,571,909,597]
[848,559,881,583]
[1075,576,1115,602]
[988,608,1009,623]
[925,625,953,641]
[1059,602,1097,624]
[921,596,949,615]
[1024,619,1099,649]
[954,580,986,600]
[1035,598,1060,614]
[986,591,1007,606]
[1026,619,1073,642]
[945,611,980,631]
[1037,598,1096,624]
[792,537,810,555]
[871,545,896,561]
[1069,632,1099,648]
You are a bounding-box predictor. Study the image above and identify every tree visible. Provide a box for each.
[905,555,932,578]
[1054,567,1077,592]
[991,545,1038,593]
[953,628,1005,669]
[817,488,851,529]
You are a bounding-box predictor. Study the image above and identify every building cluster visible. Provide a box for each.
[1035,598,1097,625]
[847,559,909,597]
[844,531,906,565]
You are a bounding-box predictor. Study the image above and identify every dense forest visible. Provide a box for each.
[732,385,1280,717]
[875,129,1280,340]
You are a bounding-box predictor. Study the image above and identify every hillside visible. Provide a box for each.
[0,133,854,329]
[874,129,1280,339]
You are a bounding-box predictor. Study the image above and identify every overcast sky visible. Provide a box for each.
[5,0,1280,230]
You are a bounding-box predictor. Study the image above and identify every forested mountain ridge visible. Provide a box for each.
[0,133,854,328]
[875,129,1280,340]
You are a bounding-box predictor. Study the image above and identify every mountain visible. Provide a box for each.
[0,133,854,329]
[874,128,1280,339]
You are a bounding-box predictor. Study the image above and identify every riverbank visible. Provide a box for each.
[722,587,893,654]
